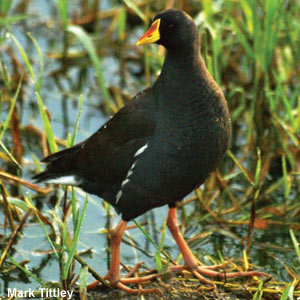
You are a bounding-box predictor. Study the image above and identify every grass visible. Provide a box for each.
[0,0,299,299]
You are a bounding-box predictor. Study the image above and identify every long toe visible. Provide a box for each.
[115,282,162,294]
[87,274,162,294]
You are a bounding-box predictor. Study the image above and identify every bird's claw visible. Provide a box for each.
[87,263,162,294]
[166,262,268,286]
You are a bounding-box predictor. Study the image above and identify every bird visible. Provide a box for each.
[33,9,267,294]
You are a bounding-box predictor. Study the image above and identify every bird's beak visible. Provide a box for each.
[136,18,161,46]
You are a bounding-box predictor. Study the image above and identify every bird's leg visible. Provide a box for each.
[166,207,268,285]
[88,220,161,294]
[105,220,126,284]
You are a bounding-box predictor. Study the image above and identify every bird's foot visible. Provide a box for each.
[87,263,161,294]
[167,262,269,286]
[166,207,269,287]
[108,274,161,294]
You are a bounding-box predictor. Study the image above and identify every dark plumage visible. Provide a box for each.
[33,10,231,221]
[33,9,265,294]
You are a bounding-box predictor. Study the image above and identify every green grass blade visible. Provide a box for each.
[296,95,300,132]
[63,194,88,279]
[67,25,111,110]
[289,229,300,262]
[71,187,78,230]
[280,283,293,300]
[36,92,58,153]
[0,0,13,14]
[0,76,22,141]
[123,0,146,22]
[254,148,261,188]
[274,71,296,129]
[155,220,167,272]
[252,280,263,300]
[0,60,11,90]
[154,249,162,272]
[9,32,53,154]
[8,255,45,286]
[9,33,36,83]
[7,197,30,211]
[264,0,282,70]
[0,15,29,26]
[25,193,59,259]
[230,19,255,60]
[32,153,42,172]
[202,0,213,25]
[118,6,127,41]
[27,32,44,92]
[8,255,60,300]
[240,0,254,34]
[0,140,21,168]
[281,154,291,199]
[66,132,71,148]
[57,0,69,29]
[133,220,160,251]
[227,149,254,185]
[70,94,83,146]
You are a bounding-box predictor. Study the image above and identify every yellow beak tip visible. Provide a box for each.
[136,18,161,47]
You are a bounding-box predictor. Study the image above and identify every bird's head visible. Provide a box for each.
[136,9,198,51]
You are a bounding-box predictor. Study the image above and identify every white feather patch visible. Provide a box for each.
[134,143,148,157]
[126,162,136,178]
[121,178,129,187]
[116,146,144,205]
[115,190,123,204]
[47,175,81,186]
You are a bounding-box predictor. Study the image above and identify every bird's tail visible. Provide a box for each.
[32,170,56,183]
[32,142,83,184]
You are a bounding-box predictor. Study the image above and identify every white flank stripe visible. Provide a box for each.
[47,175,80,186]
[117,158,139,205]
[134,143,148,157]
[127,162,136,178]
[115,190,122,204]
[121,178,129,187]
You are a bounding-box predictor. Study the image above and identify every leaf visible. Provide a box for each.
[290,229,300,262]
[0,76,22,141]
[9,33,36,83]
[67,25,111,110]
[70,94,83,146]
[123,0,146,22]
[227,149,254,185]
[280,283,293,300]
[254,147,261,188]
[252,281,264,300]
[36,92,58,153]
[63,195,88,279]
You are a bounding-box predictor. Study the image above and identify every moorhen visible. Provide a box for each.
[33,9,267,294]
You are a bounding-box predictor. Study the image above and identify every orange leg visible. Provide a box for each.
[167,207,268,285]
[88,220,161,294]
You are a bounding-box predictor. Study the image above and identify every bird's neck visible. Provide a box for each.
[162,47,208,80]
[153,43,217,107]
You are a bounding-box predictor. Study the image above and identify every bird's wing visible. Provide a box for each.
[33,88,156,188]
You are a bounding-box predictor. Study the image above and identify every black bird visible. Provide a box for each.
[33,9,266,294]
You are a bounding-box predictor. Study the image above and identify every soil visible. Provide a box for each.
[75,276,264,300]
